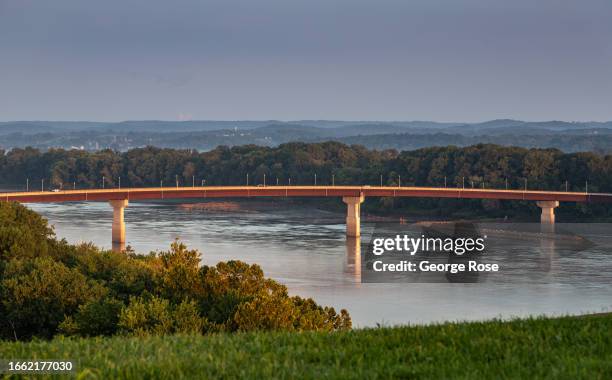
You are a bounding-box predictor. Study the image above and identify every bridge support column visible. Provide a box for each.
[536,201,559,224]
[110,199,128,251]
[343,194,364,238]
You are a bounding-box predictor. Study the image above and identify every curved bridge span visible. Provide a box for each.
[2,186,611,251]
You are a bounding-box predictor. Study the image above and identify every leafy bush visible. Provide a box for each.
[0,202,351,341]
[118,296,205,336]
[0,201,54,261]
[59,297,124,337]
[1,257,107,339]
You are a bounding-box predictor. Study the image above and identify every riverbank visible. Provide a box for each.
[2,314,610,379]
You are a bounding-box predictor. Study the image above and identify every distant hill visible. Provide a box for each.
[1,119,612,153]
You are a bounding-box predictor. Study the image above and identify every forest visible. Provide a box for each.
[1,142,611,218]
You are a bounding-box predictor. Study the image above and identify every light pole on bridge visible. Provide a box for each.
[41,179,44,191]
[332,174,335,186]
[26,178,29,192]
[246,173,249,186]
[314,173,317,186]
[118,177,121,189]
[102,176,105,189]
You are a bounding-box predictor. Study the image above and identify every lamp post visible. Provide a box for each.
[102,176,105,189]
[332,174,335,186]
[26,178,29,192]
[41,179,44,191]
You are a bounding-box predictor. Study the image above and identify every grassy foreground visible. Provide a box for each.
[1,314,611,379]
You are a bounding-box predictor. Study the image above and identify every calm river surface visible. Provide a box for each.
[26,200,612,327]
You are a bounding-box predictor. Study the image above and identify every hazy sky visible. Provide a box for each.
[1,0,611,122]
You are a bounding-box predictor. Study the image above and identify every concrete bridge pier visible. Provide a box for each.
[110,199,128,252]
[343,194,364,237]
[536,200,559,224]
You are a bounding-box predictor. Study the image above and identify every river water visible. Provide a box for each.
[25,200,612,327]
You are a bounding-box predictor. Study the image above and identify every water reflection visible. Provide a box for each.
[538,226,557,273]
[345,237,361,281]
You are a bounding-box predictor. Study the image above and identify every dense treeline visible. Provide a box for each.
[0,202,350,340]
[1,142,611,217]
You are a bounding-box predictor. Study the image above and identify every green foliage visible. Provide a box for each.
[158,240,203,301]
[0,201,55,261]
[1,314,611,379]
[60,297,124,337]
[0,202,350,341]
[1,256,107,339]
[233,294,352,332]
[117,296,205,336]
[2,143,612,218]
[118,296,171,336]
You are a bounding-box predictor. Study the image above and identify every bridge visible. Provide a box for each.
[2,185,611,251]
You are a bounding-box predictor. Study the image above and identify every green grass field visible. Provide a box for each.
[1,314,611,379]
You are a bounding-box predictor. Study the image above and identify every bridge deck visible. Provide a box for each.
[2,186,611,203]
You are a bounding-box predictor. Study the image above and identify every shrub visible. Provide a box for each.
[1,257,107,339]
[118,296,205,336]
[233,294,352,332]
[157,240,203,301]
[0,202,55,262]
[59,297,124,337]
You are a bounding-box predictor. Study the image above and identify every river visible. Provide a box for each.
[25,199,612,327]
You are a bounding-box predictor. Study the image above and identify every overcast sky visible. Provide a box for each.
[1,0,611,122]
